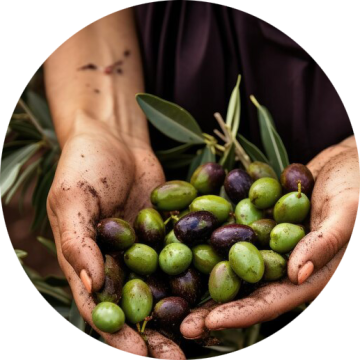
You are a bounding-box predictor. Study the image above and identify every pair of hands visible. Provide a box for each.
[47,120,359,359]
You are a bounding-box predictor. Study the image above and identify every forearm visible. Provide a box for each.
[307,135,357,178]
[44,9,149,147]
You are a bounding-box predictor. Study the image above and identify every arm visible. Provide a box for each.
[45,10,184,358]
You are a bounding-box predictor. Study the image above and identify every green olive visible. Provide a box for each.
[250,219,277,248]
[164,229,182,245]
[229,242,264,283]
[235,198,263,225]
[134,208,165,248]
[92,302,125,333]
[249,178,282,209]
[260,250,287,281]
[124,244,158,275]
[159,243,192,275]
[247,161,278,180]
[121,279,153,324]
[273,192,310,223]
[192,244,222,274]
[270,223,305,253]
[209,261,241,303]
[190,195,232,223]
[151,181,197,211]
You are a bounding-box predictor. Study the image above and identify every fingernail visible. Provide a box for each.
[80,269,92,293]
[298,261,314,285]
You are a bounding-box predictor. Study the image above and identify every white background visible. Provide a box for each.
[0,0,359,359]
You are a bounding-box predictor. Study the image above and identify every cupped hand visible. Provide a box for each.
[181,138,359,337]
[47,116,184,357]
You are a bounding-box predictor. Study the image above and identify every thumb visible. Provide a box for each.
[288,192,357,284]
[47,191,105,292]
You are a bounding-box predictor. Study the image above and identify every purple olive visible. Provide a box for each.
[174,211,217,246]
[224,169,253,203]
[280,163,314,195]
[146,273,170,303]
[210,224,257,256]
[190,162,226,195]
[169,268,202,305]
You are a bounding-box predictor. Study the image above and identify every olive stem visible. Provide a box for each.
[140,320,148,333]
[297,180,302,198]
[136,323,141,332]
[213,112,251,170]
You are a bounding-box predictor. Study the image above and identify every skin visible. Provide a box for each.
[180,136,359,337]
[45,10,183,358]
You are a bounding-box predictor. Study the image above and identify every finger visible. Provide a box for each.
[180,300,217,340]
[145,329,186,360]
[47,185,105,292]
[52,220,148,356]
[288,186,358,285]
[205,247,345,330]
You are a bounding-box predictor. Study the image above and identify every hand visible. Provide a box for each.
[181,137,359,336]
[47,114,185,358]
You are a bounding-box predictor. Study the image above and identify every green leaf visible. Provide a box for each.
[238,135,269,163]
[226,75,241,137]
[187,151,205,181]
[44,275,68,287]
[1,142,41,196]
[26,91,54,129]
[69,300,86,331]
[219,143,236,171]
[15,249,28,259]
[5,157,41,204]
[9,120,42,140]
[37,236,57,256]
[162,154,195,169]
[201,146,216,164]
[136,93,205,144]
[31,163,56,230]
[54,305,71,318]
[250,96,289,176]
[156,143,194,161]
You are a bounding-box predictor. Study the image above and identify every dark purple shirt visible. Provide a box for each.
[135,1,352,163]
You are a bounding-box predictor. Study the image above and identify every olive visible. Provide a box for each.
[97,218,135,251]
[229,242,264,283]
[172,208,191,226]
[95,255,125,304]
[151,181,197,211]
[250,219,277,248]
[249,178,282,209]
[190,162,226,195]
[189,195,232,223]
[174,211,217,245]
[224,169,253,203]
[121,279,153,324]
[192,244,222,274]
[169,268,202,305]
[280,163,314,195]
[146,273,170,303]
[247,161,278,181]
[164,230,182,245]
[159,243,193,275]
[209,261,241,303]
[263,207,274,219]
[260,250,287,281]
[273,192,310,224]
[152,297,190,331]
[124,244,158,275]
[134,208,165,248]
[92,302,125,333]
[235,198,263,225]
[210,224,256,257]
[270,223,305,253]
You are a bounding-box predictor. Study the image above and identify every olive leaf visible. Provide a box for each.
[69,300,86,331]
[37,236,57,256]
[226,75,241,137]
[156,143,194,161]
[237,134,269,164]
[1,142,42,196]
[250,95,289,176]
[136,93,205,144]
[219,143,236,171]
[26,91,54,130]
[161,154,195,169]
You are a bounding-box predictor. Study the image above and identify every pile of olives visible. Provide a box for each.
[91,161,314,338]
